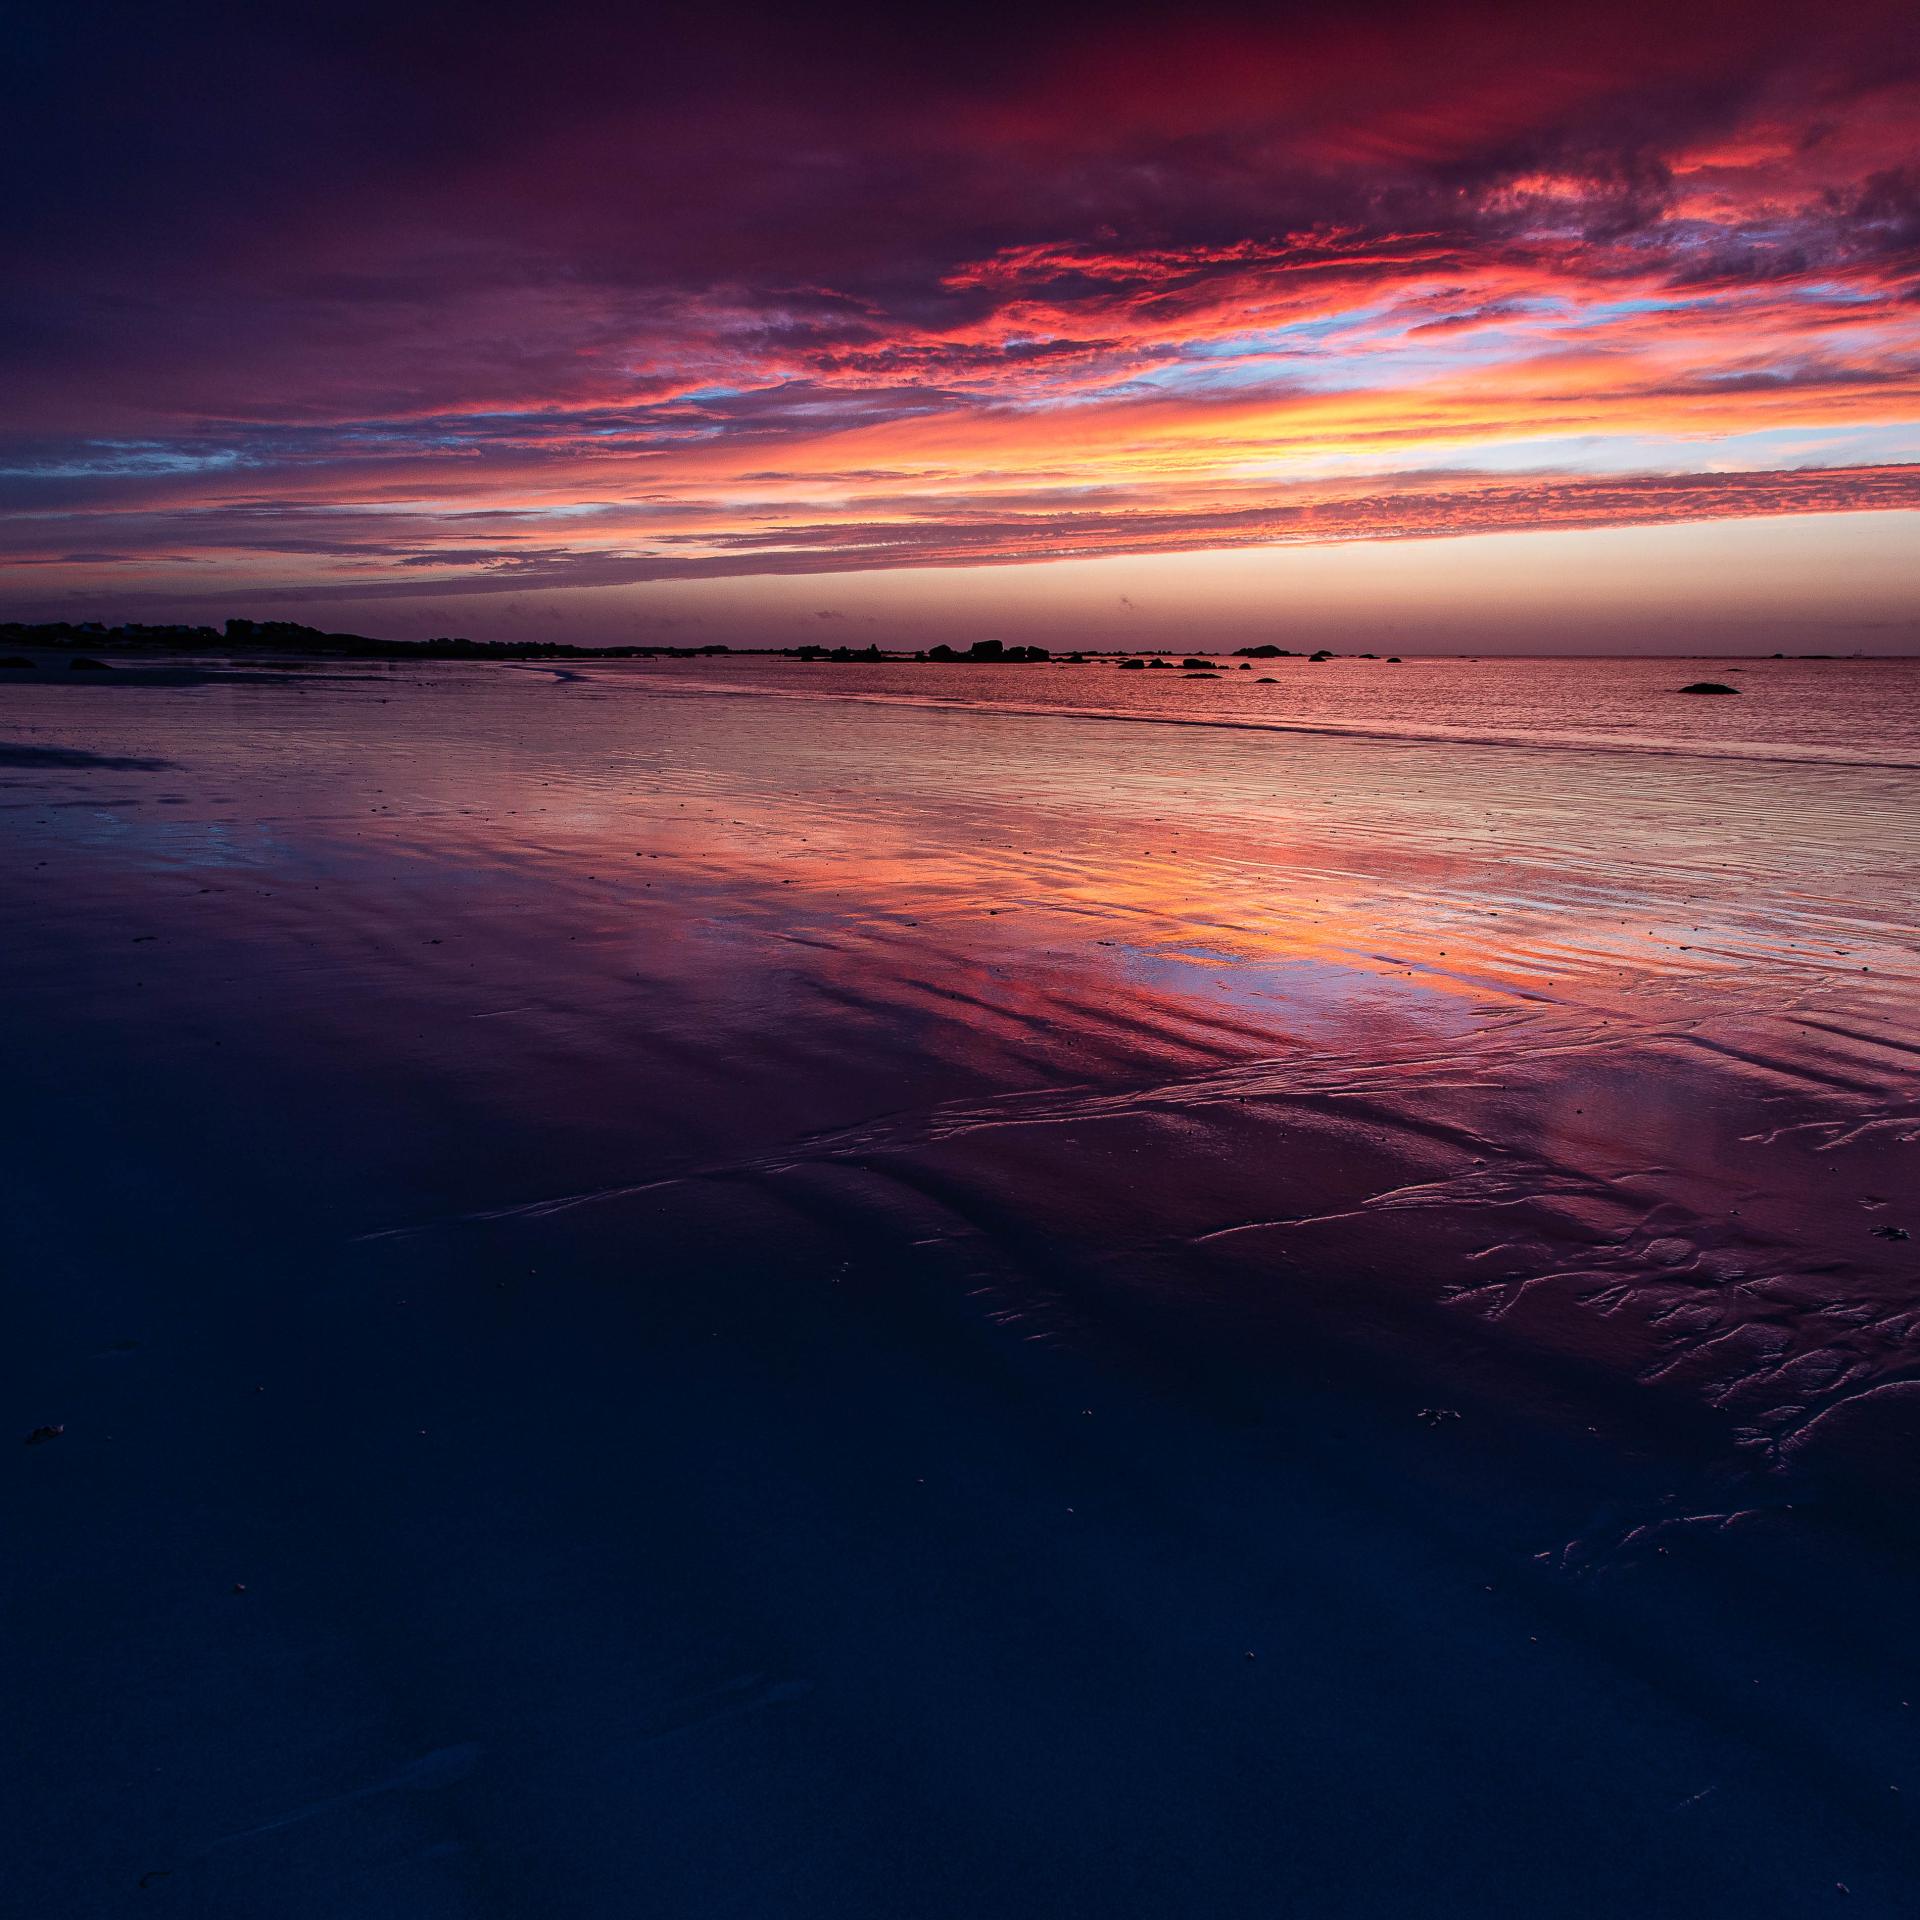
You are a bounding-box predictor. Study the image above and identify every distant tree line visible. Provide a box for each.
[2,619,1356,666]
[0,618,740,660]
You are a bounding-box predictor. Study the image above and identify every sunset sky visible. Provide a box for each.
[6,0,1919,649]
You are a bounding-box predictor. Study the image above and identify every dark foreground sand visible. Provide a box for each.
[4,658,1919,1915]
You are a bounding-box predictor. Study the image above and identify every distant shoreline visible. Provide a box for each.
[0,618,1899,667]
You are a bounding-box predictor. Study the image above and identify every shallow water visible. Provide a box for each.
[4,655,1919,1915]
[644,650,1920,765]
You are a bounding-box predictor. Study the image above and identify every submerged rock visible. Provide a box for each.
[1679,681,1739,694]
[0,655,35,669]
[68,656,111,671]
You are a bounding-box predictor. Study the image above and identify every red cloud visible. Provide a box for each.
[2,0,1916,608]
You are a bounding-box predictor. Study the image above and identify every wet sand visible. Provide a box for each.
[4,656,1919,1915]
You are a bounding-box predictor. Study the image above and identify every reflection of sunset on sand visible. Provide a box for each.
[5,654,1917,1911]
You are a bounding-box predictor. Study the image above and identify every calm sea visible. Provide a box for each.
[635,650,1920,766]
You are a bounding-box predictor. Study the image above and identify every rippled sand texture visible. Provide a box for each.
[4,657,1918,1916]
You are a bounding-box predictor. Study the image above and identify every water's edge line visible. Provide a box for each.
[608,670,1920,773]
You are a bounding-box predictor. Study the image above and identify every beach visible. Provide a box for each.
[5,653,1919,1915]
